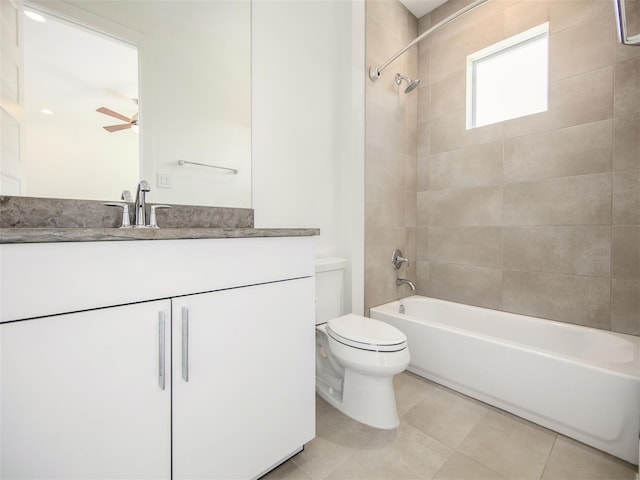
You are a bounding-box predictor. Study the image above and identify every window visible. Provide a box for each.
[467,23,549,129]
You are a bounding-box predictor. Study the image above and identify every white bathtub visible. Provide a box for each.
[371,295,640,465]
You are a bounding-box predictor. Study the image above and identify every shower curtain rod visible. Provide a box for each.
[369,0,489,82]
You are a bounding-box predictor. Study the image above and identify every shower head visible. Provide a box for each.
[395,73,421,94]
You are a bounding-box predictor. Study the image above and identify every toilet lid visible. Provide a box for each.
[327,314,407,352]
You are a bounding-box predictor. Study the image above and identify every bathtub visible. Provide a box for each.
[370,295,640,465]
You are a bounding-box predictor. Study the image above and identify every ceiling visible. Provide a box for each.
[398,0,448,18]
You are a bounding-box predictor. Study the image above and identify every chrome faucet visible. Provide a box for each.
[396,278,416,291]
[134,180,150,226]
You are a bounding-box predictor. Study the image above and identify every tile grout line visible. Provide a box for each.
[539,433,559,480]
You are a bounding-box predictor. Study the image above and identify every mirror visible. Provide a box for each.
[0,0,251,208]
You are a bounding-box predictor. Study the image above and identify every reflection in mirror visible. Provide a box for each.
[0,0,251,208]
[23,9,139,201]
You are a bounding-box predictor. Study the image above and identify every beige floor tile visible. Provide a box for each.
[458,410,556,480]
[393,371,438,416]
[542,436,638,480]
[292,405,378,479]
[316,394,334,421]
[326,419,453,479]
[434,451,506,480]
[262,459,312,480]
[403,385,489,448]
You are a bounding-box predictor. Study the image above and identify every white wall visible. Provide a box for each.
[252,0,365,314]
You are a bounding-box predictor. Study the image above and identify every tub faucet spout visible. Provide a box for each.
[396,278,416,291]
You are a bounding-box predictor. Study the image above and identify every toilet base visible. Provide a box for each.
[316,367,401,430]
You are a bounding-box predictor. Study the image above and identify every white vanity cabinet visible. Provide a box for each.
[0,300,172,479]
[0,236,316,480]
[172,278,314,479]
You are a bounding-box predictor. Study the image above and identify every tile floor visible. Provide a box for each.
[265,372,638,480]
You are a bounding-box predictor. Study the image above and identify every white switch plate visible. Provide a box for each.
[157,173,172,189]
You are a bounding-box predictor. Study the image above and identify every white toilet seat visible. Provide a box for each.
[326,314,407,352]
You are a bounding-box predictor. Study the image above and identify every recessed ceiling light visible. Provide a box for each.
[24,10,46,23]
[40,108,53,115]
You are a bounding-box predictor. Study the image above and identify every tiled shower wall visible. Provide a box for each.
[415,0,639,335]
[365,0,639,336]
[365,0,418,312]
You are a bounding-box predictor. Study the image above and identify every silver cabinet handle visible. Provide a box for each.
[182,307,189,382]
[158,312,166,390]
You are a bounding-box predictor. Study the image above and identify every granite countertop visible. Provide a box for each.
[0,227,320,244]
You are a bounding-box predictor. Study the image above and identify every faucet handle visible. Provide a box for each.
[121,190,133,202]
[104,202,132,228]
[149,205,171,228]
[392,249,409,270]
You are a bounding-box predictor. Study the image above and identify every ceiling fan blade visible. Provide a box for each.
[103,123,132,132]
[96,107,131,123]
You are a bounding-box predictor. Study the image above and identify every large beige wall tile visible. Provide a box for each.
[504,1,550,38]
[429,0,477,26]
[366,184,405,228]
[614,114,640,171]
[613,170,640,224]
[366,143,406,190]
[503,226,611,277]
[614,58,640,117]
[405,190,417,227]
[503,174,612,225]
[427,263,503,309]
[549,14,613,81]
[503,120,613,182]
[419,185,502,226]
[417,154,429,191]
[416,260,430,297]
[428,226,502,267]
[431,109,503,153]
[548,0,613,33]
[418,84,430,126]
[429,141,503,189]
[611,279,640,335]
[503,66,613,139]
[503,270,611,328]
[612,226,640,279]
[429,14,505,83]
[430,70,465,119]
[417,227,429,261]
[417,120,430,156]
[366,100,405,151]
[418,41,430,84]
[367,0,417,36]
[429,0,512,48]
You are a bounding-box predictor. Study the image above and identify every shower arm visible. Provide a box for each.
[614,0,640,46]
[369,0,489,82]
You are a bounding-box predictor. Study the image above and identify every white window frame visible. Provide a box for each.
[466,22,550,129]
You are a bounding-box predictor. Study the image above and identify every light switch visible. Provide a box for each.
[157,173,172,189]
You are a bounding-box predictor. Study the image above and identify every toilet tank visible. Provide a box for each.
[315,257,347,325]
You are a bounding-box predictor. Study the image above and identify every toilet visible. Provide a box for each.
[315,257,410,429]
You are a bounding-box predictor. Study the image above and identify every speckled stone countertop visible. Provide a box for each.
[0,227,320,244]
[0,196,319,243]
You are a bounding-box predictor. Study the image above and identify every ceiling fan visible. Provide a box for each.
[96,99,138,132]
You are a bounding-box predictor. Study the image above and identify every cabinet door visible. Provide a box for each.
[0,300,171,479]
[172,277,315,479]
